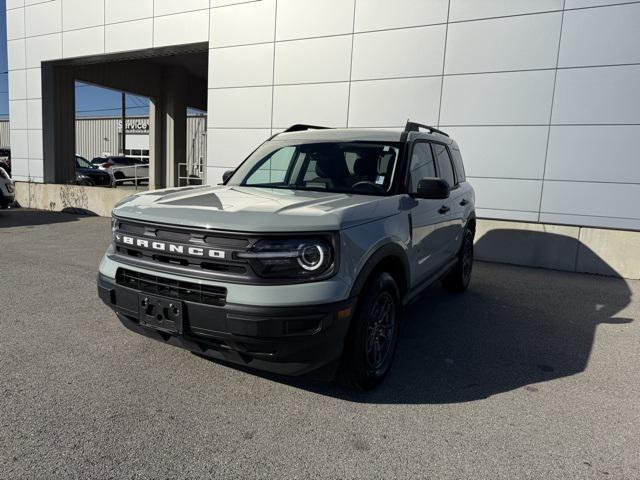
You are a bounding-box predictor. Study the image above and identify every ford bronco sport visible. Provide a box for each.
[98,121,475,390]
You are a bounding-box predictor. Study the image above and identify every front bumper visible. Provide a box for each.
[98,273,355,376]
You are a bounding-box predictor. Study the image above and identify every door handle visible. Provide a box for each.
[438,205,450,214]
[460,199,469,206]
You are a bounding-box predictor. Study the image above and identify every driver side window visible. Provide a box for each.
[408,143,436,193]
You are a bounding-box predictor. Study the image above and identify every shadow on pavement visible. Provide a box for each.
[200,230,633,404]
[0,208,93,228]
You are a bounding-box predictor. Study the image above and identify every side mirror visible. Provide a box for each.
[413,177,450,199]
[222,170,234,183]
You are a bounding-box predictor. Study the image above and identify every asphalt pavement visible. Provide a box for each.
[1,209,638,479]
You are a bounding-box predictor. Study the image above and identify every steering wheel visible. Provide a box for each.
[351,180,385,193]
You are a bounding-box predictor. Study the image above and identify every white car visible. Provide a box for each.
[91,156,149,185]
[0,167,15,208]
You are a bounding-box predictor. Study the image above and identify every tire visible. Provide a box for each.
[113,171,125,185]
[442,227,474,293]
[337,272,401,391]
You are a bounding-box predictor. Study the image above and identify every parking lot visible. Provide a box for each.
[1,209,638,479]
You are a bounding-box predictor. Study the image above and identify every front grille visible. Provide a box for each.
[118,221,250,249]
[113,219,252,281]
[116,268,227,306]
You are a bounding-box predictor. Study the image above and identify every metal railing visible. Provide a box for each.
[109,162,205,190]
[178,159,206,187]
[113,164,150,191]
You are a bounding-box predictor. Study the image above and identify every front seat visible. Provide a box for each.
[312,150,350,189]
[352,155,379,185]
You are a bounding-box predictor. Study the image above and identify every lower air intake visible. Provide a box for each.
[116,268,227,307]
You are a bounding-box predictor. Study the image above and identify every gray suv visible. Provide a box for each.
[97,121,475,390]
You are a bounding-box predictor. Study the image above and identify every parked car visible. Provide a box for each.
[0,148,11,177]
[76,155,114,187]
[0,166,15,208]
[92,156,149,185]
[97,121,475,390]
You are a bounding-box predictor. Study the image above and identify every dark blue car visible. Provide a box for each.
[76,155,113,187]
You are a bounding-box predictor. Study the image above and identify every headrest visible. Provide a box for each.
[353,155,378,177]
[313,149,349,180]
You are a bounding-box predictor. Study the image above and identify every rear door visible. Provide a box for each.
[406,141,457,283]
[117,158,135,177]
[432,143,465,258]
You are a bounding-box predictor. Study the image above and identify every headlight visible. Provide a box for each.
[237,237,336,279]
[77,173,89,180]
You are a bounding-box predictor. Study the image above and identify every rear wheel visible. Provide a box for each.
[442,227,474,292]
[337,272,400,391]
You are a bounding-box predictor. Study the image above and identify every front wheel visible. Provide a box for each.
[337,272,400,391]
[442,227,474,292]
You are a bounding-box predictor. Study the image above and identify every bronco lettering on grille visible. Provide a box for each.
[114,234,226,259]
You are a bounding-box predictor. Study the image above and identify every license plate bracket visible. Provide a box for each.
[138,294,183,334]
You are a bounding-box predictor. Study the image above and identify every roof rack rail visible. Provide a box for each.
[404,121,449,137]
[283,124,331,133]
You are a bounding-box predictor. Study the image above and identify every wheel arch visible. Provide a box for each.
[466,212,476,237]
[350,243,410,301]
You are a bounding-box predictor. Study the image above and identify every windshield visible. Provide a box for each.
[76,156,94,169]
[228,141,400,195]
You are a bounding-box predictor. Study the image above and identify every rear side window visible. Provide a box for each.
[433,144,456,188]
[408,142,436,192]
[450,147,466,182]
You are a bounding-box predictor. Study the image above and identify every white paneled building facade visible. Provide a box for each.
[5,0,640,232]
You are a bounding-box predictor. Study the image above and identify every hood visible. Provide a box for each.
[112,185,400,232]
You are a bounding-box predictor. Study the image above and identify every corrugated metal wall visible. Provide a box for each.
[75,117,121,159]
[0,117,207,163]
[186,115,207,166]
[0,120,10,147]
[74,116,207,163]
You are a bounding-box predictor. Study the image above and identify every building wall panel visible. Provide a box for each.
[275,0,354,41]
[3,0,640,231]
[559,3,640,67]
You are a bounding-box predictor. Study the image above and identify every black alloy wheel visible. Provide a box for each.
[442,227,474,292]
[337,272,400,391]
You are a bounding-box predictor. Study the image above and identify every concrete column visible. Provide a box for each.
[148,98,165,189]
[41,64,76,184]
[162,68,187,187]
